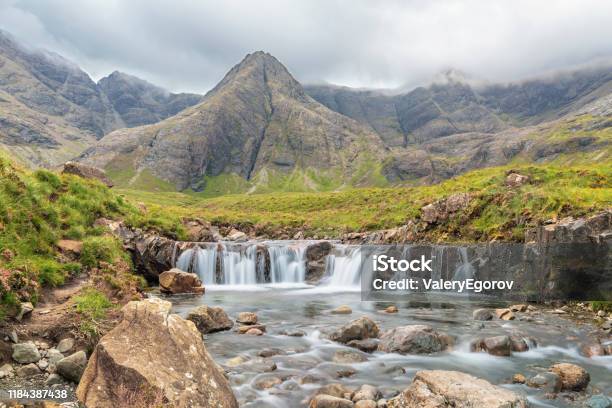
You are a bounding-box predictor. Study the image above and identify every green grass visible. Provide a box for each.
[81,236,128,268]
[119,162,612,241]
[74,288,114,338]
[0,153,156,319]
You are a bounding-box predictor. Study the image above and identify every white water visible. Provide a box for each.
[268,243,307,283]
[174,242,477,292]
[324,245,362,288]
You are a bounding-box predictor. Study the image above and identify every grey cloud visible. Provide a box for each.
[0,0,611,93]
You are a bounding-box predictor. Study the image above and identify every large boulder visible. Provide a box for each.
[387,370,527,408]
[76,298,237,408]
[159,268,205,294]
[62,161,114,187]
[329,317,380,344]
[378,325,451,355]
[187,306,233,334]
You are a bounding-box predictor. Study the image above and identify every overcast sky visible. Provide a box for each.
[1,0,611,93]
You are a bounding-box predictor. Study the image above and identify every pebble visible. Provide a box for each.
[331,305,353,315]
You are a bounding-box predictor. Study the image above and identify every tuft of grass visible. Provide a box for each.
[74,288,114,339]
[81,236,126,268]
[590,301,612,313]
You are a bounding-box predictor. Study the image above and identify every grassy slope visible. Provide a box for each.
[0,153,185,320]
[120,162,612,242]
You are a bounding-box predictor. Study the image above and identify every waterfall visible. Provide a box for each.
[175,248,194,273]
[175,245,218,285]
[452,247,475,282]
[220,244,257,285]
[324,246,362,288]
[267,243,307,283]
[172,241,480,292]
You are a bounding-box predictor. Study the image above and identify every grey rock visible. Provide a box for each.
[57,337,75,354]
[310,394,354,408]
[46,348,64,365]
[12,341,41,364]
[16,363,41,377]
[56,350,87,383]
[330,317,380,344]
[526,372,562,394]
[472,309,493,321]
[45,373,64,386]
[332,350,368,364]
[187,305,233,334]
[16,301,33,321]
[377,325,451,354]
[586,395,612,408]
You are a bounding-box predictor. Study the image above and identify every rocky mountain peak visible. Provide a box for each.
[208,51,306,101]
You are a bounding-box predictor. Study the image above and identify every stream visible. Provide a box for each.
[163,240,611,407]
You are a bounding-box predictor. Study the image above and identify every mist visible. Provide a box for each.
[1,0,611,93]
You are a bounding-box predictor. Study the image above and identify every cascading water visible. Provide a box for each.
[324,246,362,288]
[220,244,258,285]
[175,244,218,285]
[267,244,307,283]
[175,241,311,287]
[173,241,480,292]
[452,247,475,281]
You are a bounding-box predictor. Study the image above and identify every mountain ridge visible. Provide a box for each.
[79,51,388,192]
[0,29,204,167]
[79,51,611,193]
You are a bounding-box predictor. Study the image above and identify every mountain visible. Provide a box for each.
[79,52,387,192]
[97,71,203,127]
[0,30,203,167]
[304,68,611,184]
[305,67,612,148]
[81,52,611,193]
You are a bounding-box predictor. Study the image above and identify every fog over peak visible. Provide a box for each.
[1,0,611,94]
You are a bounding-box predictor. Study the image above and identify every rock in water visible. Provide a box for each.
[310,394,355,408]
[331,305,353,315]
[76,298,237,408]
[187,305,233,334]
[549,363,590,391]
[378,325,451,355]
[472,309,493,321]
[158,268,205,294]
[388,370,527,407]
[329,316,380,343]
[471,335,512,356]
[236,311,258,325]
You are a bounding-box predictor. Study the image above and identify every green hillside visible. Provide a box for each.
[120,162,612,242]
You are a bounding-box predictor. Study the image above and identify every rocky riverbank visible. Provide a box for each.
[2,284,611,407]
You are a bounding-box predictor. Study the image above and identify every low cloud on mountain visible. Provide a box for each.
[0,0,611,93]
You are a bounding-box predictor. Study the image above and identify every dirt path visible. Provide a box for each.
[9,274,90,343]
